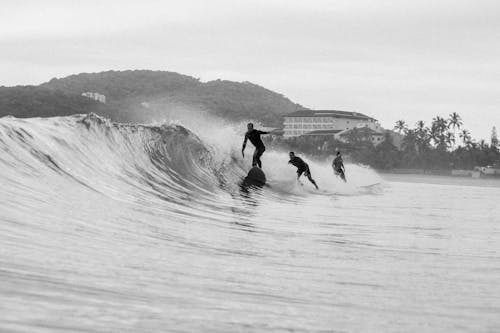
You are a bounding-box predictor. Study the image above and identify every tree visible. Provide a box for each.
[445,131,455,149]
[431,116,449,150]
[448,112,462,149]
[448,112,463,131]
[491,126,499,150]
[416,120,426,131]
[459,129,472,148]
[415,120,430,154]
[394,120,407,134]
[402,129,418,153]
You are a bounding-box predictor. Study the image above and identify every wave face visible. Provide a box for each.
[2,114,498,332]
[0,113,243,211]
[0,113,379,209]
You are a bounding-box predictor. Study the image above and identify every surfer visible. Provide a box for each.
[288,152,319,189]
[332,151,346,182]
[242,123,269,169]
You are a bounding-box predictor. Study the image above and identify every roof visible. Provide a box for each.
[302,129,343,136]
[338,127,385,137]
[285,109,375,121]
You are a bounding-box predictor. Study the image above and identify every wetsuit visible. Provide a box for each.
[244,130,268,168]
[333,156,346,182]
[289,156,318,189]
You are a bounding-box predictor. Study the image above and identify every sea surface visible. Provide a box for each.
[1,114,499,332]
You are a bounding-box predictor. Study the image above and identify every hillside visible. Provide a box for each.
[40,70,201,101]
[0,86,116,119]
[27,70,305,126]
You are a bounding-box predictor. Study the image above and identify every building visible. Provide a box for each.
[337,127,386,146]
[82,92,106,104]
[336,127,404,149]
[283,110,379,137]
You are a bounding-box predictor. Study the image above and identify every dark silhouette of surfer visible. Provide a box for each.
[332,151,346,182]
[288,152,319,189]
[242,123,269,168]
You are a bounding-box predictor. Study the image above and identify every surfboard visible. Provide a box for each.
[358,182,381,188]
[245,166,266,185]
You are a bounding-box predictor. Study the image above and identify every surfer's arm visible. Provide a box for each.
[258,130,269,135]
[241,135,248,157]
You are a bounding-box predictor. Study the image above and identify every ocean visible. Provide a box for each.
[1,114,499,332]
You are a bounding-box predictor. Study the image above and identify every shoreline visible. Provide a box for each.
[376,168,500,179]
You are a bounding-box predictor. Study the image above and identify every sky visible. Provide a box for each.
[1,0,499,139]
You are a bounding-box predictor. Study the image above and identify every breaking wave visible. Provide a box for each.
[0,113,382,212]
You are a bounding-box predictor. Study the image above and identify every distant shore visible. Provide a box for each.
[377,168,500,179]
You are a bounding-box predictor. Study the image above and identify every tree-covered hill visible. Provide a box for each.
[19,70,306,126]
[151,79,303,125]
[40,70,200,101]
[0,86,115,119]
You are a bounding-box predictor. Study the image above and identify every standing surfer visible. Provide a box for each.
[332,151,346,182]
[242,123,269,169]
[288,152,319,189]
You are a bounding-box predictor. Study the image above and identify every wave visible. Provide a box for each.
[0,113,383,214]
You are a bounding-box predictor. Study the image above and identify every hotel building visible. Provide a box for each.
[283,110,379,137]
[82,92,106,104]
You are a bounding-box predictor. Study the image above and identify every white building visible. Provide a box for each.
[283,110,379,137]
[82,92,106,104]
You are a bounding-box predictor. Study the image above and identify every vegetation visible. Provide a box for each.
[36,70,304,126]
[0,86,115,118]
[391,113,499,170]
[265,113,499,171]
[1,70,303,126]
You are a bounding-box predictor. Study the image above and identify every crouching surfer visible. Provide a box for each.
[288,152,319,189]
[242,123,269,169]
[332,151,346,182]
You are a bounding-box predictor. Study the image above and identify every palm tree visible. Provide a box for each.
[491,126,498,149]
[402,129,418,153]
[448,112,463,130]
[431,116,449,149]
[448,112,462,150]
[416,120,425,131]
[459,129,472,148]
[394,120,407,134]
[415,120,430,153]
[445,131,455,148]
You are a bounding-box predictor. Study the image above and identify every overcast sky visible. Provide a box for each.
[1,0,499,139]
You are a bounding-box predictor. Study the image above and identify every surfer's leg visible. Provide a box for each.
[305,168,318,189]
[252,149,258,167]
[296,169,305,185]
[254,147,265,168]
